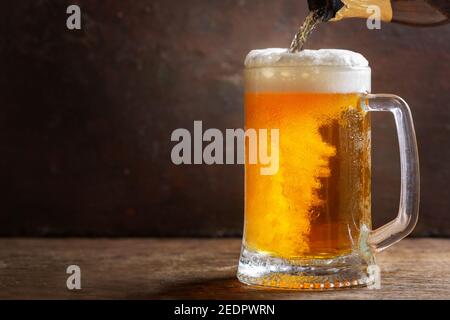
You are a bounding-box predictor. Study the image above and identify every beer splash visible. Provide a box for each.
[289,10,324,52]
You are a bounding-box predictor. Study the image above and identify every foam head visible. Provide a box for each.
[245,49,371,93]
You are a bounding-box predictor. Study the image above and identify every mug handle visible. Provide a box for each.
[361,94,420,253]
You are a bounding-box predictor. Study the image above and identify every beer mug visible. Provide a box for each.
[237,49,419,289]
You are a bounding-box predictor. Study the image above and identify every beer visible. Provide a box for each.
[308,0,450,26]
[238,24,419,292]
[245,93,371,258]
[243,49,371,259]
[289,10,324,52]
[237,49,379,289]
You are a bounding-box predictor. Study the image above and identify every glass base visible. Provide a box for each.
[237,246,374,290]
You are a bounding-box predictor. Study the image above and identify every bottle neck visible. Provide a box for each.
[307,0,345,21]
[309,0,450,26]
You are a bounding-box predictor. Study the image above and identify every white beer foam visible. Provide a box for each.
[245,49,371,93]
[245,48,369,68]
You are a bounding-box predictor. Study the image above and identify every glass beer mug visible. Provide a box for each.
[237,49,419,289]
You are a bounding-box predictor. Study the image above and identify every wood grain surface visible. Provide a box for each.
[0,238,449,299]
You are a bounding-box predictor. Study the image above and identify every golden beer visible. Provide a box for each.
[238,49,374,288]
[245,92,371,259]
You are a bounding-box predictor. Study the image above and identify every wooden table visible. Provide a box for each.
[0,238,449,299]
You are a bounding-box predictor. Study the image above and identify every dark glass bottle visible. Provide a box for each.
[308,0,450,26]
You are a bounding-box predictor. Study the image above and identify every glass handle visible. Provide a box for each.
[362,94,420,253]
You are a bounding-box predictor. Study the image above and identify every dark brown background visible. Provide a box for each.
[1,0,449,237]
